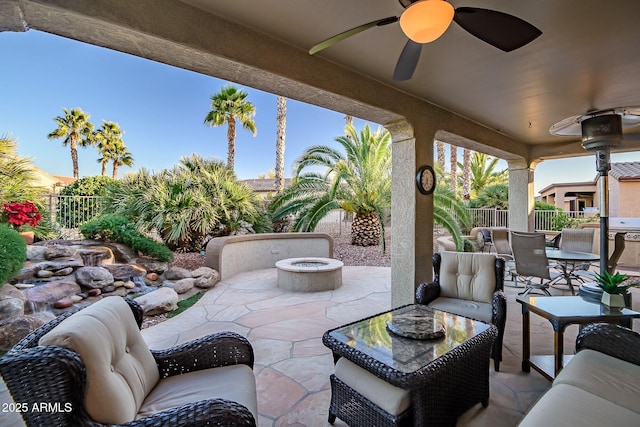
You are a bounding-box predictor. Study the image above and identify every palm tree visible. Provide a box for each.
[274,95,287,193]
[449,144,458,196]
[204,85,257,170]
[47,108,95,178]
[95,121,125,176]
[435,140,446,171]
[0,135,43,204]
[270,124,391,248]
[462,148,472,200]
[109,140,134,178]
[468,152,508,198]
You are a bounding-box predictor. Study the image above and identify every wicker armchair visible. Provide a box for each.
[416,251,506,371]
[0,297,257,427]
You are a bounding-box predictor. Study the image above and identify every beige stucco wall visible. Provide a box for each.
[617,181,640,217]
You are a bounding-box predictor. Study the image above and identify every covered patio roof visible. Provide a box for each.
[2,0,639,304]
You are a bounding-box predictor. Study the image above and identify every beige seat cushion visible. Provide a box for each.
[439,252,496,304]
[518,383,639,427]
[334,357,411,416]
[427,297,493,323]
[138,364,258,421]
[553,349,640,414]
[39,297,159,424]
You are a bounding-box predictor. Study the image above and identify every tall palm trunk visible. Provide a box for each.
[450,145,458,196]
[436,140,446,171]
[227,116,237,170]
[101,161,108,176]
[70,134,79,178]
[462,148,472,200]
[275,96,287,193]
[112,161,119,178]
[351,211,381,246]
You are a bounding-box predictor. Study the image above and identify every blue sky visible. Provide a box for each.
[2,30,639,194]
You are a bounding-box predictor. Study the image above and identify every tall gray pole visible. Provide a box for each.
[596,149,611,276]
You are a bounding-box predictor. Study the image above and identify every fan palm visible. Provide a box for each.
[204,85,257,170]
[109,140,134,178]
[270,124,391,248]
[274,95,287,193]
[47,108,95,178]
[95,121,126,176]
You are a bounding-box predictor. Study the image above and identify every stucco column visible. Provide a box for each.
[388,120,435,308]
[507,159,535,231]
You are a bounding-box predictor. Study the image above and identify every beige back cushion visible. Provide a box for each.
[39,297,159,424]
[438,251,496,303]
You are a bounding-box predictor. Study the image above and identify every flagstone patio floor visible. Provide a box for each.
[2,265,639,426]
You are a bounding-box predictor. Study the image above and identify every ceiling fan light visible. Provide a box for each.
[399,0,455,44]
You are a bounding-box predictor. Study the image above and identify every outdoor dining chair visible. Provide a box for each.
[491,228,518,284]
[510,231,563,296]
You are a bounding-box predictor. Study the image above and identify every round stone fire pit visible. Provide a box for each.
[275,257,343,292]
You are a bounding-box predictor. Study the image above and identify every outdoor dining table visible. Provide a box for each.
[545,248,600,295]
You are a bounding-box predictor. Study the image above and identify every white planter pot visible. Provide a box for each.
[600,292,626,308]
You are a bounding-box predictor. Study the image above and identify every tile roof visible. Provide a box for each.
[608,162,640,180]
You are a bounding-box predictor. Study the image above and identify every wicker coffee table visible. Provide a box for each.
[323,304,497,427]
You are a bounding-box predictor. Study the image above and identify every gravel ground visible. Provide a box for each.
[141,234,391,329]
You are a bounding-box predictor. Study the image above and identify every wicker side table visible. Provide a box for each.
[323,304,497,427]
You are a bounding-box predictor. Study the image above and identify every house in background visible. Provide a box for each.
[538,162,640,217]
[31,166,76,194]
[240,178,291,199]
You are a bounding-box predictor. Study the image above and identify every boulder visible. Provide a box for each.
[22,281,82,305]
[44,245,77,260]
[53,267,74,276]
[75,267,115,289]
[135,287,178,315]
[102,264,146,281]
[136,259,169,274]
[194,270,220,289]
[166,278,195,294]
[191,267,217,278]
[0,315,48,350]
[164,267,192,280]
[0,284,27,304]
[0,299,25,321]
[26,245,47,261]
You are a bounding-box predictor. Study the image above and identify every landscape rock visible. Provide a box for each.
[53,267,74,276]
[191,267,216,278]
[113,281,125,288]
[102,264,146,281]
[54,297,74,309]
[0,299,25,321]
[37,270,54,278]
[146,272,159,281]
[13,283,34,290]
[194,271,220,289]
[0,284,27,304]
[75,267,115,289]
[87,288,101,297]
[164,267,192,280]
[0,315,48,350]
[22,281,81,305]
[135,287,178,315]
[124,281,135,289]
[44,245,77,260]
[26,246,46,261]
[166,278,195,294]
[70,295,83,303]
[136,259,169,274]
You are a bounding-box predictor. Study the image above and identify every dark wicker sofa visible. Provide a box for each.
[0,297,257,427]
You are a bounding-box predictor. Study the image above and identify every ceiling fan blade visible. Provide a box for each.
[309,16,398,55]
[393,40,422,81]
[453,7,542,52]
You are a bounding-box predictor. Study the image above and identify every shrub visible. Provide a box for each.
[80,215,173,262]
[0,225,27,286]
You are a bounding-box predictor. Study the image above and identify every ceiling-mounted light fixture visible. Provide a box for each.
[399,0,455,44]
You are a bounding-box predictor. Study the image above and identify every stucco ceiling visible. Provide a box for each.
[180,0,640,149]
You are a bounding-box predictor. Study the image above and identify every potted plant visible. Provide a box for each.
[1,200,42,244]
[594,271,636,308]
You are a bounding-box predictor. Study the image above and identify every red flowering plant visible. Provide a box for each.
[2,201,43,230]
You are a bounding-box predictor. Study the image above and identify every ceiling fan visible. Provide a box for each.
[309,0,542,81]
[549,107,640,152]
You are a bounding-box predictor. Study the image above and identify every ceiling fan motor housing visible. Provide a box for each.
[580,114,623,152]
